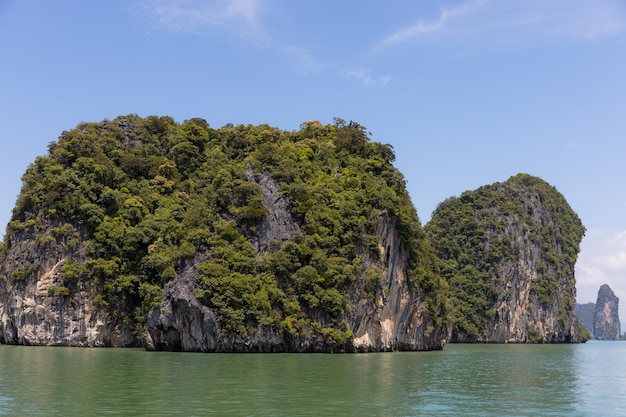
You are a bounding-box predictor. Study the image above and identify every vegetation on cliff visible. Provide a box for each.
[1,115,446,343]
[425,174,586,342]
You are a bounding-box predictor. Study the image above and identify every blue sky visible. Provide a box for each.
[1,0,625,322]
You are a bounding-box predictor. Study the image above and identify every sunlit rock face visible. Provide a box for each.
[0,226,136,347]
[593,284,620,340]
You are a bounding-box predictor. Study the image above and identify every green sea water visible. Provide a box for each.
[1,341,624,416]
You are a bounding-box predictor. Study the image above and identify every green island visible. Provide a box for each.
[0,116,588,351]
[426,174,588,343]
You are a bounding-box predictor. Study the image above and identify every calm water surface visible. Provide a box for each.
[1,341,625,416]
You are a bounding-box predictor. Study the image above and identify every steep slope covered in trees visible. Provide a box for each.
[425,174,587,343]
[0,115,447,351]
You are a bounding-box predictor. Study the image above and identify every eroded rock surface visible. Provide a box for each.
[593,284,620,340]
[0,226,136,347]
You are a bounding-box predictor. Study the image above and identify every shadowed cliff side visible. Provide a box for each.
[425,174,587,343]
[574,302,595,336]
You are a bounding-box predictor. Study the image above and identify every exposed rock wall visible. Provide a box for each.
[245,164,301,253]
[348,211,446,351]
[484,201,582,343]
[593,284,620,340]
[145,254,345,353]
[0,226,136,347]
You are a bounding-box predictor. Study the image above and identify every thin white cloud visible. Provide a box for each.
[345,68,392,88]
[137,0,326,73]
[576,228,626,321]
[545,1,626,39]
[600,231,626,270]
[138,0,263,37]
[280,45,326,74]
[378,0,487,47]
[225,0,259,23]
[377,0,626,49]
[577,229,626,281]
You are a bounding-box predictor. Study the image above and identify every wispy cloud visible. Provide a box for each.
[138,0,263,37]
[136,1,375,81]
[345,68,392,88]
[598,230,626,270]
[377,0,487,48]
[576,229,626,321]
[549,1,626,39]
[280,45,326,74]
[377,0,626,49]
[137,0,327,73]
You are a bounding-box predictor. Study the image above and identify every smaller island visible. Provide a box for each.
[574,284,621,340]
[425,174,587,343]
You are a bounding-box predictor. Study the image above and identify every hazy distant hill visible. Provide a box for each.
[574,302,595,335]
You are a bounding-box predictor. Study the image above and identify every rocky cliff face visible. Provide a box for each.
[347,211,446,351]
[426,174,587,343]
[0,225,136,346]
[593,284,620,340]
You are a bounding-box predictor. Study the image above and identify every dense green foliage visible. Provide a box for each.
[425,174,585,340]
[5,115,444,339]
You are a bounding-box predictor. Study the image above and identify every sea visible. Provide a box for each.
[0,341,624,416]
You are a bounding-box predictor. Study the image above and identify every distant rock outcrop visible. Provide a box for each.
[573,302,595,336]
[593,284,620,340]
